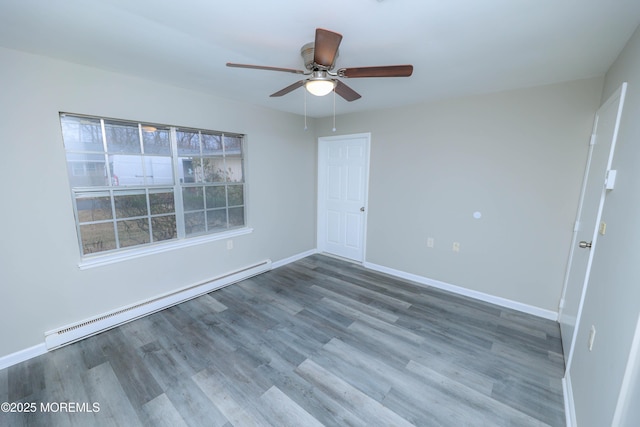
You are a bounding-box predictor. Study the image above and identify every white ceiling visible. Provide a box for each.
[1,0,639,118]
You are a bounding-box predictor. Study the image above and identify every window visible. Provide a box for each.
[60,113,246,258]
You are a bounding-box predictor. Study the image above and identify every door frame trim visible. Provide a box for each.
[559,82,627,375]
[317,132,371,263]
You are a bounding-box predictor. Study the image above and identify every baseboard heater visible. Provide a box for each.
[44,259,272,351]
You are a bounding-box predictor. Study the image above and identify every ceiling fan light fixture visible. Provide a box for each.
[305,79,336,97]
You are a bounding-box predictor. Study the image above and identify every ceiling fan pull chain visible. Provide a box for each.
[304,88,308,131]
[332,88,336,132]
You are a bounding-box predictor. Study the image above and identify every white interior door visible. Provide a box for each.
[317,134,370,262]
[559,83,627,363]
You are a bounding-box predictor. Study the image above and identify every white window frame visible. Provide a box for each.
[60,113,251,269]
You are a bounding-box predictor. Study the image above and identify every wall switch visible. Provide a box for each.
[452,242,460,252]
[588,325,596,351]
[227,240,233,250]
[427,237,434,248]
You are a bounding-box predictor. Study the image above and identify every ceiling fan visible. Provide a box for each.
[226,28,413,102]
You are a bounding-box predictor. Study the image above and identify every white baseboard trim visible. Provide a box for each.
[2,259,275,370]
[363,261,558,321]
[2,251,322,371]
[563,373,577,427]
[44,259,272,351]
[3,252,559,371]
[0,343,48,371]
[272,249,319,269]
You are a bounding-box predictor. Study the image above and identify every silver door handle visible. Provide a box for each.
[579,241,592,249]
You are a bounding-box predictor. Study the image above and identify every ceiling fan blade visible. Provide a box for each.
[339,65,414,78]
[313,28,342,68]
[334,80,361,102]
[270,80,305,97]
[226,63,305,74]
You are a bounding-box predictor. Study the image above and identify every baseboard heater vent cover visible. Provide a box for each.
[45,260,271,350]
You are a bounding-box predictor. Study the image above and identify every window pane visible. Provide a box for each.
[151,215,177,242]
[105,120,141,154]
[117,219,150,247]
[80,222,116,254]
[201,158,226,183]
[225,158,244,182]
[114,191,148,219]
[66,153,108,187]
[202,133,223,155]
[182,186,204,211]
[184,211,205,235]
[109,155,144,186]
[76,194,113,222]
[176,130,200,155]
[142,126,170,155]
[227,185,243,206]
[207,209,227,230]
[144,156,173,185]
[149,190,175,215]
[205,186,226,209]
[179,158,195,183]
[224,135,242,155]
[60,116,104,152]
[229,207,245,227]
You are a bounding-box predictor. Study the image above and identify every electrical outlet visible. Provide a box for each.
[452,242,460,252]
[588,325,596,351]
[227,240,234,250]
[427,237,434,248]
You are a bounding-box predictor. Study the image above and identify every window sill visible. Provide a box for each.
[78,227,253,270]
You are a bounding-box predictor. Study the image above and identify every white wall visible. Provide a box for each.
[568,24,640,427]
[616,339,640,426]
[0,47,317,359]
[316,78,603,313]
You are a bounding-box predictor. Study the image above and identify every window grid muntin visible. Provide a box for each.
[73,187,179,254]
[177,128,245,237]
[62,113,245,257]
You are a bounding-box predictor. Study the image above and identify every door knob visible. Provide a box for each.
[579,241,592,249]
[360,207,365,212]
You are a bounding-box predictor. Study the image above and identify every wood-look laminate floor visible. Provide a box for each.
[0,254,565,426]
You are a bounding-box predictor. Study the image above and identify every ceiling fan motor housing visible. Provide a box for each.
[301,42,338,70]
